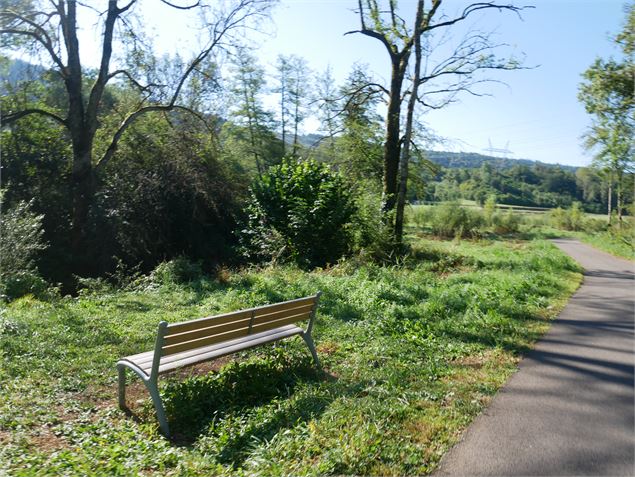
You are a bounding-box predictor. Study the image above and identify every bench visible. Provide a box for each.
[117,292,321,437]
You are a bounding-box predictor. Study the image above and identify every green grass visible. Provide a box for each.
[572,230,634,260]
[0,236,582,476]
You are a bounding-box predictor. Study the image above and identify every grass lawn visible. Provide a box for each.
[0,236,581,476]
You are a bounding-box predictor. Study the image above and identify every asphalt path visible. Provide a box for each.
[435,239,634,476]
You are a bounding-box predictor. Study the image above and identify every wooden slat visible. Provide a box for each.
[156,326,304,374]
[249,296,316,315]
[156,295,318,357]
[162,327,251,356]
[163,316,252,346]
[250,312,310,335]
[252,303,313,326]
[166,309,252,335]
[153,325,300,369]
[164,303,313,347]
[165,296,316,335]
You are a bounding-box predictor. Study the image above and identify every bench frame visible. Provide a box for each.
[116,293,321,437]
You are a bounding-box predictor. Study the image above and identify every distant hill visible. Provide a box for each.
[424,150,578,171]
[2,57,45,84]
[295,133,578,171]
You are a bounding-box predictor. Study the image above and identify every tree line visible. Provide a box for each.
[413,161,632,214]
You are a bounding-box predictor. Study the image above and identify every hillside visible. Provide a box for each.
[424,150,578,171]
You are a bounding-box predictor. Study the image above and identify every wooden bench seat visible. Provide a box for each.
[117,293,321,437]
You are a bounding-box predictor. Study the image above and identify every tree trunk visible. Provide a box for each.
[395,1,424,245]
[607,175,613,225]
[70,131,96,277]
[616,174,623,227]
[382,59,407,218]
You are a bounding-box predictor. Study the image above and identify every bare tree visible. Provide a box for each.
[1,0,273,274]
[348,0,529,245]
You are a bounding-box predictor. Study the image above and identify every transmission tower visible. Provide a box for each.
[483,139,514,158]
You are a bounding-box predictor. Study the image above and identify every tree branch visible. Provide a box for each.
[106,69,163,91]
[96,104,208,170]
[424,3,531,34]
[0,9,66,73]
[159,0,201,9]
[2,108,67,126]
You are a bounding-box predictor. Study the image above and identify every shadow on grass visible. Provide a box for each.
[158,355,351,462]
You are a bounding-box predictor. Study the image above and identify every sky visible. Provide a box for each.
[92,0,630,167]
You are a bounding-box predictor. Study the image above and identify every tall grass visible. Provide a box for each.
[407,202,634,260]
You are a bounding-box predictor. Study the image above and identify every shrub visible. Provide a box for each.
[0,198,49,300]
[492,210,522,234]
[350,191,398,262]
[408,204,428,229]
[149,257,204,286]
[483,195,497,225]
[242,159,356,268]
[549,203,586,231]
[427,202,484,239]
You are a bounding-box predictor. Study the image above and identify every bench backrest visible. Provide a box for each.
[153,294,320,364]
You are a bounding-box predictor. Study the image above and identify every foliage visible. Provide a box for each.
[548,203,587,231]
[0,112,73,285]
[348,190,399,262]
[491,210,522,235]
[242,159,356,268]
[226,48,283,175]
[0,236,581,475]
[148,257,204,287]
[574,226,635,260]
[426,202,484,239]
[578,3,635,222]
[0,198,49,301]
[0,0,275,280]
[94,113,244,276]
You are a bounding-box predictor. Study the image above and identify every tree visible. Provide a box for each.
[227,47,279,176]
[336,64,384,184]
[274,54,310,157]
[579,4,634,225]
[0,0,273,276]
[348,0,527,245]
[314,65,340,154]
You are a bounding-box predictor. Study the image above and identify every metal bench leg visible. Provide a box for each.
[117,364,127,409]
[146,379,170,438]
[301,333,320,368]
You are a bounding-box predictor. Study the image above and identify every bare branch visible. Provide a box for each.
[117,1,137,14]
[0,10,66,72]
[96,104,208,170]
[106,69,164,91]
[2,108,67,126]
[425,3,532,34]
[86,0,121,130]
[159,0,201,9]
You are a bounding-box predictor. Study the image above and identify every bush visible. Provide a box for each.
[427,202,484,239]
[408,204,428,229]
[0,198,49,300]
[492,210,522,234]
[549,203,586,231]
[149,257,204,286]
[350,191,398,262]
[242,159,356,268]
[483,195,497,225]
